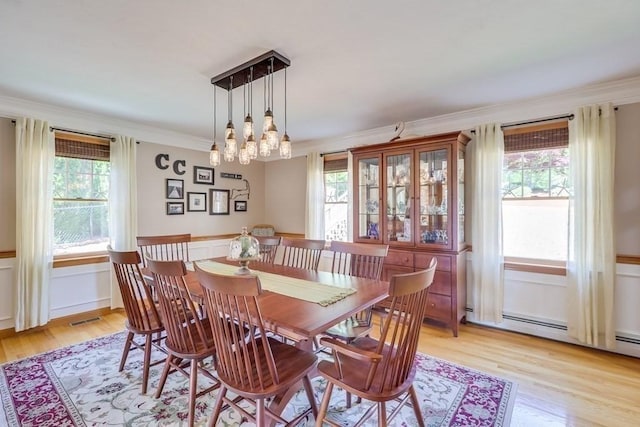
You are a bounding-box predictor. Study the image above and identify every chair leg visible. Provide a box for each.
[408,385,425,427]
[141,334,153,394]
[377,401,387,427]
[346,391,352,408]
[207,385,227,427]
[302,375,318,417]
[155,355,173,398]
[256,398,265,426]
[188,359,198,427]
[119,332,134,372]
[315,382,333,427]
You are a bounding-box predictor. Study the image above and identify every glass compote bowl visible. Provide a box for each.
[227,227,261,275]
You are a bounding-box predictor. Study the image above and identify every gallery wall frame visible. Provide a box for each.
[187,192,207,212]
[194,166,215,185]
[166,202,184,215]
[234,200,247,212]
[209,189,230,215]
[166,178,184,199]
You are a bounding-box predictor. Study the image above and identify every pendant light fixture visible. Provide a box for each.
[279,66,292,159]
[210,50,291,166]
[209,85,221,166]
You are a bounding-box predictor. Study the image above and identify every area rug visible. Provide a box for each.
[0,332,516,426]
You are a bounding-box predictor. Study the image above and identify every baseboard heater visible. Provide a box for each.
[466,307,640,345]
[69,317,101,327]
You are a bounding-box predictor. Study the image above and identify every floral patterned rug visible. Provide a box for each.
[0,332,516,426]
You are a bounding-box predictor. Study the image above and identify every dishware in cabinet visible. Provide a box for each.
[354,154,382,242]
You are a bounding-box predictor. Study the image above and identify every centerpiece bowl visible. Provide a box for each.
[227,227,261,275]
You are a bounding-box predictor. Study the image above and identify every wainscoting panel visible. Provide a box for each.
[50,262,111,319]
[466,253,640,358]
[0,258,15,330]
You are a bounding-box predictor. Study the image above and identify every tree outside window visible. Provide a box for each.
[324,170,348,242]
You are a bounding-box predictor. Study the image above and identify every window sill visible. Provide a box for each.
[53,252,109,268]
[503,261,566,276]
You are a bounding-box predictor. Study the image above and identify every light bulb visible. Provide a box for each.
[267,122,279,149]
[243,115,254,140]
[246,134,258,159]
[209,143,220,166]
[263,109,273,133]
[280,133,291,159]
[259,133,270,157]
[238,142,250,165]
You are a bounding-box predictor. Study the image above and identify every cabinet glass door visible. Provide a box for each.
[417,148,449,247]
[356,156,381,241]
[385,153,412,243]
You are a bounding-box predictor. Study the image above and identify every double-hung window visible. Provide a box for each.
[324,154,348,242]
[53,133,110,256]
[502,122,570,265]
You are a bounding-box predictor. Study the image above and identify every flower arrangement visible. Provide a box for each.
[228,227,259,260]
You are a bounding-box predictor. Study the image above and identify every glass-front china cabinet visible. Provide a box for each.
[352,132,470,336]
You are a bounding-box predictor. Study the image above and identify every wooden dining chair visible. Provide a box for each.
[137,233,191,268]
[108,247,166,394]
[279,237,325,270]
[324,241,389,343]
[147,258,219,427]
[254,235,281,264]
[194,263,318,427]
[314,258,437,427]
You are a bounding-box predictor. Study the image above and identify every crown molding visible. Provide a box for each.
[0,94,212,152]
[297,75,640,157]
[3,75,640,159]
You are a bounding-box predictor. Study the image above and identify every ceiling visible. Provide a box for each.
[2,1,640,146]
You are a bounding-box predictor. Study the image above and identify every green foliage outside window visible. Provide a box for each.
[502,148,570,198]
[53,157,110,251]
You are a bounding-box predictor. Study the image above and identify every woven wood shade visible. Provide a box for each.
[55,134,110,161]
[504,122,568,153]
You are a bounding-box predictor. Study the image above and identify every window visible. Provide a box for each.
[53,133,110,256]
[502,123,569,263]
[324,154,348,242]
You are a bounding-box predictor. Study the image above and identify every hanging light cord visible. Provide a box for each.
[228,76,233,122]
[213,86,217,141]
[284,67,287,132]
[270,57,275,114]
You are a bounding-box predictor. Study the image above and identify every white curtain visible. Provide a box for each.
[14,117,54,332]
[567,103,616,349]
[347,151,354,241]
[109,135,138,309]
[471,123,504,323]
[305,152,325,240]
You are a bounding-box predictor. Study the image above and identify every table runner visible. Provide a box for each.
[191,260,356,306]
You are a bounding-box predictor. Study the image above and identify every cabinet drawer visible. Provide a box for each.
[384,250,414,268]
[425,293,451,321]
[381,265,414,282]
[415,253,451,272]
[430,271,452,296]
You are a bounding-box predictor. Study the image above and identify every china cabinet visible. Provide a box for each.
[351,131,470,336]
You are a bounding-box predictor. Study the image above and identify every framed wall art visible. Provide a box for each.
[166,178,184,199]
[234,200,247,212]
[209,189,230,215]
[194,166,215,185]
[187,192,207,212]
[166,202,184,215]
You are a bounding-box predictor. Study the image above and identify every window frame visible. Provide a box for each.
[501,121,570,273]
[52,132,111,263]
[323,153,349,242]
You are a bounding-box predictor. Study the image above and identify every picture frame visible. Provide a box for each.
[166,202,184,215]
[234,200,247,212]
[187,192,207,212]
[166,178,184,199]
[194,166,215,185]
[209,189,230,215]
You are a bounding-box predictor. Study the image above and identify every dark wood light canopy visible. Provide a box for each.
[210,50,290,90]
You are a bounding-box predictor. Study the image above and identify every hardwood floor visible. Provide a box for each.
[1,311,638,426]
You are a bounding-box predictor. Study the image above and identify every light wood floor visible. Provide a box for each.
[1,311,638,427]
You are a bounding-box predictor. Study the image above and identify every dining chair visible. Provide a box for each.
[314,258,437,427]
[279,237,325,270]
[254,235,281,264]
[147,258,219,427]
[108,246,166,395]
[137,233,191,268]
[324,241,388,341]
[194,263,318,427]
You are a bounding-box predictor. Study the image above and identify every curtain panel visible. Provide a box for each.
[471,123,505,324]
[567,103,616,349]
[305,152,325,240]
[14,117,55,331]
[109,135,138,309]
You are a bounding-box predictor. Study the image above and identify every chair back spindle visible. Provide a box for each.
[279,237,325,270]
[137,233,191,268]
[254,235,281,264]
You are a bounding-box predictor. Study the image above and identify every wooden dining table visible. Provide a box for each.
[143,256,389,423]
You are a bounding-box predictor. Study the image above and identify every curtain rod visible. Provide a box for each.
[49,126,116,142]
[320,150,347,157]
[470,106,618,134]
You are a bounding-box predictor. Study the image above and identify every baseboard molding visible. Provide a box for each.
[0,307,123,339]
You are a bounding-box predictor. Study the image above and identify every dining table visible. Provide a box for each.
[143,256,390,423]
